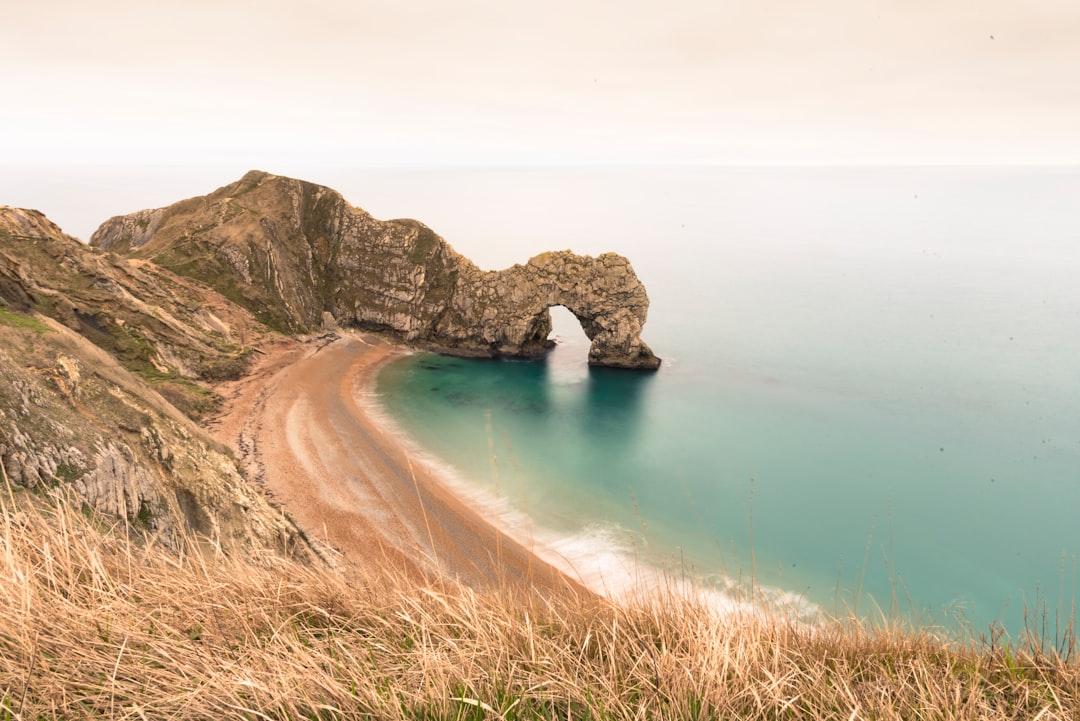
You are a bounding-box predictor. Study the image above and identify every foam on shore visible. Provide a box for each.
[354,343,821,623]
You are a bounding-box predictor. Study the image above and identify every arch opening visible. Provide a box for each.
[546,304,591,353]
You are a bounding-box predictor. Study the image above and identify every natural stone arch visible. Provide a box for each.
[538,303,594,349]
[437,251,661,369]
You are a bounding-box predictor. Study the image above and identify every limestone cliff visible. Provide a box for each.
[0,207,317,560]
[431,251,657,368]
[91,171,660,369]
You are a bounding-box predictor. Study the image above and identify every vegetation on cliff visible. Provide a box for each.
[1,207,269,419]
[0,207,315,558]
[90,171,660,369]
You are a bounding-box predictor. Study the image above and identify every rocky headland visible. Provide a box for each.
[91,170,660,369]
[1,171,659,571]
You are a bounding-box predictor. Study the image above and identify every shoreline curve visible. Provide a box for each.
[207,331,585,595]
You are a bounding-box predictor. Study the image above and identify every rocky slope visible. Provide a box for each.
[1,170,659,560]
[0,206,318,559]
[1,207,274,418]
[91,171,660,369]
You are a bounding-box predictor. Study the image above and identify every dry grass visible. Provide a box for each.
[1,486,1078,720]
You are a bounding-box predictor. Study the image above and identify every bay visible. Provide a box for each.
[372,165,1080,638]
[7,162,1075,637]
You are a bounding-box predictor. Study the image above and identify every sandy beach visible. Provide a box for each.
[208,331,580,594]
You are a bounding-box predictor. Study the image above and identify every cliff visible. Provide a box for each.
[91,170,660,369]
[1,170,659,559]
[0,206,318,560]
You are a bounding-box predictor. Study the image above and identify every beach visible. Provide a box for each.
[208,331,580,593]
[197,165,1080,634]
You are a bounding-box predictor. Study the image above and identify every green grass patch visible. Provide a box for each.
[52,464,82,483]
[0,304,52,334]
[148,376,222,420]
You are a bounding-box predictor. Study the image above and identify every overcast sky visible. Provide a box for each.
[3,0,1080,167]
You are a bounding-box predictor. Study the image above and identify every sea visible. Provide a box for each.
[7,163,1079,639]
[362,165,1080,641]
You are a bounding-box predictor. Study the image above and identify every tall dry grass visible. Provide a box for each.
[1,483,1078,720]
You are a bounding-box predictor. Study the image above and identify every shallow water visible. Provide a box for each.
[372,165,1080,638]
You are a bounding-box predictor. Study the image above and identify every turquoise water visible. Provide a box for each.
[371,166,1080,638]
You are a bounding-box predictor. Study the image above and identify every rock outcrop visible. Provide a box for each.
[2,207,273,418]
[433,251,658,369]
[91,171,660,369]
[0,207,317,560]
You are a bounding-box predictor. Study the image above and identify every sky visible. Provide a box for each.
[4,0,1080,170]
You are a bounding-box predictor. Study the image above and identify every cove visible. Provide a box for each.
[367,165,1080,638]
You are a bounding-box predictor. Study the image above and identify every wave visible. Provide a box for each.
[356,353,821,623]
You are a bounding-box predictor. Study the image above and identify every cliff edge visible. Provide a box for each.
[0,206,318,560]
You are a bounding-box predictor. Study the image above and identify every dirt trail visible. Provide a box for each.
[208,332,579,592]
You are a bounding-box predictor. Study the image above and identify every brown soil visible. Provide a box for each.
[207,332,582,594]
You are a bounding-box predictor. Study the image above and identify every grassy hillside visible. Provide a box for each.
[1,485,1076,720]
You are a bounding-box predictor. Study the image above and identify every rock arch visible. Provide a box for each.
[436,251,661,370]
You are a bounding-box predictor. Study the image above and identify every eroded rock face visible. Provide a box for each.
[0,207,319,561]
[90,171,660,369]
[437,251,659,369]
[1,206,273,418]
